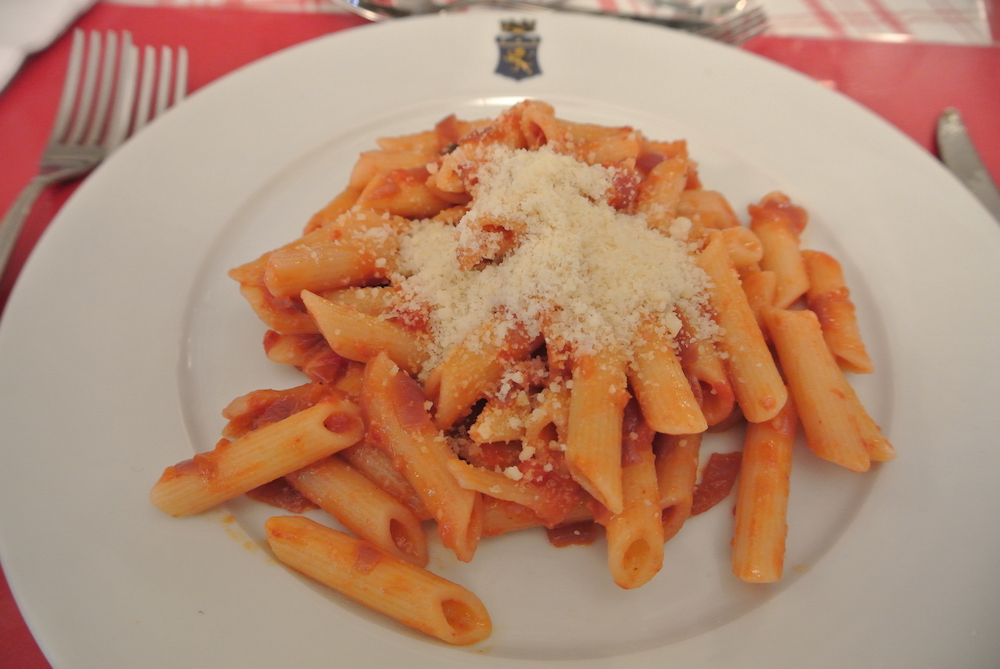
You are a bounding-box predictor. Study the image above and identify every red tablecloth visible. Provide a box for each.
[1,3,998,667]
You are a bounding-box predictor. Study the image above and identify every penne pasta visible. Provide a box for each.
[732,396,797,583]
[637,156,688,233]
[653,432,701,542]
[801,249,874,374]
[423,316,542,430]
[361,352,483,562]
[340,440,431,520]
[676,321,737,428]
[719,225,764,267]
[285,455,428,566]
[153,102,895,642]
[303,187,361,234]
[565,347,630,515]
[628,320,707,435]
[262,331,346,385]
[355,166,454,219]
[302,290,427,376]
[677,189,741,230]
[150,395,364,516]
[600,403,664,589]
[265,516,491,646]
[748,192,809,309]
[264,209,403,299]
[738,265,778,333]
[229,255,319,334]
[764,307,886,471]
[696,231,788,423]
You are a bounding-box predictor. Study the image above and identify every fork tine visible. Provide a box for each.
[133,45,157,134]
[105,33,139,152]
[83,31,120,146]
[66,31,103,146]
[50,30,86,144]
[154,46,173,119]
[174,47,189,106]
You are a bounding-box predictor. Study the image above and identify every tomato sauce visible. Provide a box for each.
[691,451,743,516]
[546,521,601,548]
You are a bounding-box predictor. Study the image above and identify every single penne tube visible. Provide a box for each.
[285,456,428,566]
[764,307,871,472]
[637,156,688,233]
[316,286,394,316]
[361,352,483,562]
[696,231,787,423]
[801,249,874,374]
[423,316,542,430]
[602,404,664,589]
[627,321,707,435]
[719,226,764,268]
[738,266,778,333]
[845,389,896,462]
[264,214,401,299]
[748,192,809,309]
[303,186,361,234]
[653,432,701,542]
[265,516,491,646]
[565,347,630,515]
[150,395,364,516]
[676,189,741,230]
[732,395,797,583]
[220,381,335,440]
[676,324,736,428]
[302,290,428,376]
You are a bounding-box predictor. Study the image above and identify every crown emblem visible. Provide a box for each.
[500,19,536,33]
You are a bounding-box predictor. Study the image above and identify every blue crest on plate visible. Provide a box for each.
[495,19,541,80]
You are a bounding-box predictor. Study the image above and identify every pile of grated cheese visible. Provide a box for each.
[391,144,716,371]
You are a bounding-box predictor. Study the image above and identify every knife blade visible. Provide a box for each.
[936,108,1000,223]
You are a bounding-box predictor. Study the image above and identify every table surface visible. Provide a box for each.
[1,3,998,667]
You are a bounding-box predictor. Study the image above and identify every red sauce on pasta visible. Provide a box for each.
[245,478,318,514]
[354,542,383,574]
[546,521,600,547]
[691,451,743,516]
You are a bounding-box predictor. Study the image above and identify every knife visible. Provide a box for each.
[936,108,1000,223]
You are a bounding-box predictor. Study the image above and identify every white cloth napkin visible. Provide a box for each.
[0,0,97,93]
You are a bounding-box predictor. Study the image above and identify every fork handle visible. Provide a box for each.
[0,167,89,280]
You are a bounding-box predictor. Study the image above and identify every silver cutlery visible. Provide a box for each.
[337,0,769,45]
[936,107,1000,223]
[0,29,189,278]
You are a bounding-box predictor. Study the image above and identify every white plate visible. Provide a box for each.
[2,13,1000,669]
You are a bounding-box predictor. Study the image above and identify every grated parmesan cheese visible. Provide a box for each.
[391,144,716,371]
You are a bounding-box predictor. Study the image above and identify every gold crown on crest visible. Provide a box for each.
[501,19,536,33]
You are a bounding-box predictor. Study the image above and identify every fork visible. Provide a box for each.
[693,2,768,43]
[338,0,768,44]
[0,29,189,279]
